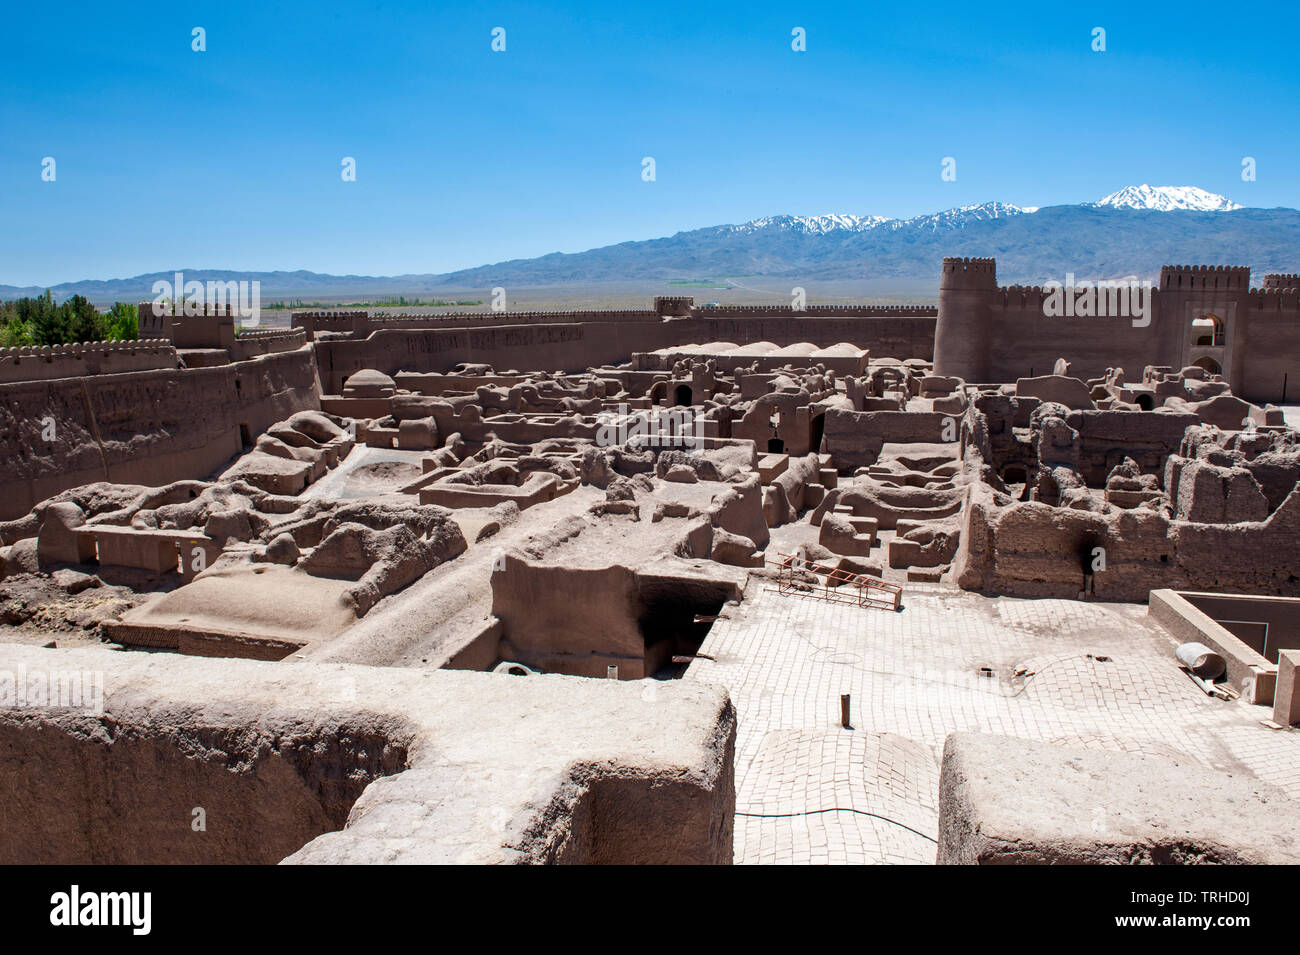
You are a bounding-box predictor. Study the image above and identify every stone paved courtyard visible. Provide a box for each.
[687,578,1300,864]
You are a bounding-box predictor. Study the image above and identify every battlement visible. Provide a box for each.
[1158,264,1252,291]
[291,310,368,325]
[1263,274,1300,290]
[138,302,237,321]
[940,257,997,290]
[136,303,240,350]
[0,339,179,383]
[0,338,173,359]
[229,327,309,362]
[653,296,695,316]
[369,309,661,328]
[235,327,307,341]
[1246,287,1300,311]
[996,286,1052,310]
[695,304,937,317]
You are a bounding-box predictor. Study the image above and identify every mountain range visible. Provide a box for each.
[5,186,1297,305]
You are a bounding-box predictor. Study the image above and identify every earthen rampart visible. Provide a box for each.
[0,339,178,384]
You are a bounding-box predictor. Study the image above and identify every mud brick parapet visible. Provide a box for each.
[1159,264,1252,291]
[137,303,237,350]
[696,304,937,317]
[940,256,998,290]
[229,327,309,362]
[291,310,370,337]
[654,296,694,316]
[1263,274,1300,290]
[934,257,1300,402]
[0,339,179,383]
[370,309,662,329]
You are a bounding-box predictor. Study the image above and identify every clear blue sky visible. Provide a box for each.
[3,0,1298,286]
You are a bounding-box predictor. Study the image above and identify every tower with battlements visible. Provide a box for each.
[933,257,997,382]
[933,259,1300,402]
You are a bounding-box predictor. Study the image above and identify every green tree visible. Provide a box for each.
[104,302,138,340]
[0,312,34,347]
[26,290,69,346]
[67,295,105,343]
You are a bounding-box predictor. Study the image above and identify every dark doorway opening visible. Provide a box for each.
[239,423,252,449]
[637,580,732,680]
[767,438,785,454]
[1192,356,1222,376]
[809,413,825,454]
[1001,465,1030,501]
[674,384,692,407]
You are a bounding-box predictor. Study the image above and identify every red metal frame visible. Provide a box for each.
[766,552,902,612]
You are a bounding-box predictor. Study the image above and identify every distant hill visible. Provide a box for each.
[6,186,1298,306]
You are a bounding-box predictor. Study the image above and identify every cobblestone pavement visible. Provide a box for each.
[687,579,1300,864]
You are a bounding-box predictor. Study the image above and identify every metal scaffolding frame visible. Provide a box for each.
[766,552,903,612]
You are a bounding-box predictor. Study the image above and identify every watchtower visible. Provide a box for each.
[933,257,997,381]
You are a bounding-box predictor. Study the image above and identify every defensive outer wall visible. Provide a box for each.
[6,255,1298,520]
[933,258,1300,402]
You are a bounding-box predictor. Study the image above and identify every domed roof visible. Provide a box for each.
[342,368,396,397]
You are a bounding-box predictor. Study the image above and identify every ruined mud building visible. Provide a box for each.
[1,257,1298,865]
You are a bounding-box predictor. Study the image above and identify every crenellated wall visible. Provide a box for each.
[694,304,937,317]
[1237,289,1300,402]
[311,313,937,393]
[138,303,237,350]
[933,258,1300,401]
[0,340,178,384]
[229,327,309,362]
[1263,274,1300,290]
[313,322,672,393]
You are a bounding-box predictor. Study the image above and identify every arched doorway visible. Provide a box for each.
[1193,356,1222,376]
[673,384,692,407]
[767,438,785,454]
[1191,314,1225,347]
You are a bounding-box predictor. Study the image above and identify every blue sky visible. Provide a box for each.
[3,0,1298,285]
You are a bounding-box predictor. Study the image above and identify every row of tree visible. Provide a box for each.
[0,292,139,348]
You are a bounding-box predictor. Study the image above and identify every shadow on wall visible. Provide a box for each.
[0,714,410,864]
[489,556,741,680]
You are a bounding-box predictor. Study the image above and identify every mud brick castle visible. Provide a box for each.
[2,255,1299,866]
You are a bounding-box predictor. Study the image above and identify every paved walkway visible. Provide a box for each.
[687,579,1300,864]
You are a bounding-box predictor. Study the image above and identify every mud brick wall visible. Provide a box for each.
[0,348,320,519]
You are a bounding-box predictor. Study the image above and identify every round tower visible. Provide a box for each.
[933,257,997,381]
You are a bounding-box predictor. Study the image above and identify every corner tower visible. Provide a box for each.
[933,257,997,381]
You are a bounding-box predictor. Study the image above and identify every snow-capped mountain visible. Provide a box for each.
[7,188,1291,303]
[418,186,1289,288]
[1092,184,1242,212]
[727,188,1241,238]
[730,213,895,235]
[729,201,1037,236]
[905,201,1040,231]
